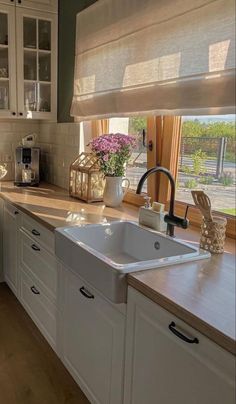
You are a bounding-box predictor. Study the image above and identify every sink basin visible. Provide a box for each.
[55,221,210,303]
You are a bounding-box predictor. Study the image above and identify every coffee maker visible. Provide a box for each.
[14,147,40,187]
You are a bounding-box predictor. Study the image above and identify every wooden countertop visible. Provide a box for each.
[0,182,235,355]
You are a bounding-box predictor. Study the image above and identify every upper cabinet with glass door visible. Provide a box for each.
[0,3,17,118]
[16,7,57,119]
[0,0,57,13]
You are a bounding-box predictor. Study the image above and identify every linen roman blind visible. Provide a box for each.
[71,0,235,120]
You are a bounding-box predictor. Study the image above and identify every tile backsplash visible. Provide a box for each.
[39,122,81,189]
[0,120,91,189]
[0,120,40,181]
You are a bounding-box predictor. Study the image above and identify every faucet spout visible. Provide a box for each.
[136,166,189,237]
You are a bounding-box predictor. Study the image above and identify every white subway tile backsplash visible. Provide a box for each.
[0,120,40,180]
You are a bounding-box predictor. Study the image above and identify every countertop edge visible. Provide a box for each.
[127,275,236,356]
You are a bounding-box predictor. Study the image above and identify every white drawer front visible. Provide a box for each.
[20,270,57,350]
[19,229,57,302]
[21,213,54,253]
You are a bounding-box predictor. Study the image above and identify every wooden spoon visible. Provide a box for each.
[191,190,213,222]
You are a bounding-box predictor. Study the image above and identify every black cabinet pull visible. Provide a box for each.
[18,0,22,3]
[32,229,40,236]
[12,112,16,116]
[79,286,94,299]
[31,286,40,295]
[168,322,199,344]
[31,244,40,252]
[14,211,19,215]
[19,112,23,116]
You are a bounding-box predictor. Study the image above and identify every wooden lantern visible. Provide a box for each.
[69,153,105,202]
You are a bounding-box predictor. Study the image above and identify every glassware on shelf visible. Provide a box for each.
[24,50,37,80]
[24,82,37,112]
[23,17,36,49]
[38,83,51,112]
[38,20,51,50]
[0,48,8,78]
[0,81,9,110]
[39,53,51,81]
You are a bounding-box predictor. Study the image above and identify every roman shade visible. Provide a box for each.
[71,0,236,120]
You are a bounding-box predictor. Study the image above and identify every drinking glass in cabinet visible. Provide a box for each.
[23,18,36,49]
[0,13,8,45]
[24,82,37,111]
[0,81,9,110]
[38,83,50,112]
[0,48,8,78]
[24,51,37,80]
[38,20,51,51]
[39,53,51,82]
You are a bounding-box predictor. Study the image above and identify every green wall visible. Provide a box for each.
[58,0,97,122]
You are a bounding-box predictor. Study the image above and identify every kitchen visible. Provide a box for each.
[0,1,235,403]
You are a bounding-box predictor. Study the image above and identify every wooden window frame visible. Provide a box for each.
[94,117,235,238]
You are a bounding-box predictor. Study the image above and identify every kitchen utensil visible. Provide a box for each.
[191,190,213,222]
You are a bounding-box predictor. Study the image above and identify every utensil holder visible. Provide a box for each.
[200,216,227,254]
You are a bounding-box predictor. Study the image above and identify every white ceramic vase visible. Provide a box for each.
[103,176,130,207]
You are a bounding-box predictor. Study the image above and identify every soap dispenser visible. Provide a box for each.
[139,197,167,232]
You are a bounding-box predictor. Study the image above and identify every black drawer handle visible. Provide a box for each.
[32,229,40,236]
[79,286,94,299]
[14,211,19,215]
[168,322,199,344]
[31,286,40,295]
[31,244,40,252]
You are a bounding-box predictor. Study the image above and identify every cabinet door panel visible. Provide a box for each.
[124,287,235,404]
[16,7,57,119]
[0,3,17,118]
[16,0,57,13]
[63,269,125,404]
[3,203,19,295]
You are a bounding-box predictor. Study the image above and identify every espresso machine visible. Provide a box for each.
[14,147,40,187]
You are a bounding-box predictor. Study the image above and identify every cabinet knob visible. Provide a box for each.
[18,0,22,3]
[12,112,16,116]
[19,112,23,116]
[14,211,19,215]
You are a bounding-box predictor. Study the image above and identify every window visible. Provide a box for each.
[108,117,157,203]
[176,115,236,217]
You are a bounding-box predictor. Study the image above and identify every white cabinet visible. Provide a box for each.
[16,7,57,119]
[0,1,57,14]
[16,0,57,13]
[62,267,125,404]
[0,3,17,117]
[124,287,235,404]
[3,202,20,295]
[0,0,57,120]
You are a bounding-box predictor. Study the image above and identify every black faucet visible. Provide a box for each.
[136,166,189,237]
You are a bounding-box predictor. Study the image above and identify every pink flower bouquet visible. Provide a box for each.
[90,133,136,177]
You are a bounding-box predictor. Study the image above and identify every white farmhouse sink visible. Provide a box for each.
[55,221,210,303]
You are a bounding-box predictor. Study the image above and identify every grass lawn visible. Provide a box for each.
[219,208,236,216]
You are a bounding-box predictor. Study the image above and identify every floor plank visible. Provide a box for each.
[0,283,90,404]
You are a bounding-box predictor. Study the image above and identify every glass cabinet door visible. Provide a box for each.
[0,7,16,115]
[0,29,9,110]
[23,16,52,114]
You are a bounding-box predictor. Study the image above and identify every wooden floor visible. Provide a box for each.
[0,283,89,404]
